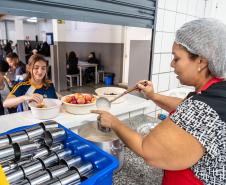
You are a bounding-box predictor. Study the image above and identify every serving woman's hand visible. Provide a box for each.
[136,80,155,100]
[24,93,43,104]
[90,110,120,129]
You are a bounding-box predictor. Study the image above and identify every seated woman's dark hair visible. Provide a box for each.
[68,51,77,60]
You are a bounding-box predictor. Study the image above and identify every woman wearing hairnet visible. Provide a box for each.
[92,18,226,185]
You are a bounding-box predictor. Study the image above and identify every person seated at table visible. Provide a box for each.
[5,52,26,87]
[0,60,9,115]
[3,54,57,112]
[85,52,99,83]
[66,51,79,75]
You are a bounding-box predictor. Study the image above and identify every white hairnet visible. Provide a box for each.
[175,18,226,78]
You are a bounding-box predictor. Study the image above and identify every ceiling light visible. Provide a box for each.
[26,17,37,23]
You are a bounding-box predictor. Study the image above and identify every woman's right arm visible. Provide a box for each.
[3,95,27,108]
[137,81,183,112]
[3,94,43,108]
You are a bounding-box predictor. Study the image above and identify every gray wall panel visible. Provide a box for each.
[54,42,123,91]
[128,40,151,88]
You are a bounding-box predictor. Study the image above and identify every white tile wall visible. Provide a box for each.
[159,54,172,73]
[149,0,209,117]
[177,0,189,13]
[165,0,178,11]
[156,9,165,31]
[158,73,170,92]
[175,13,186,31]
[187,0,198,16]
[163,11,176,32]
[158,0,166,9]
[154,32,163,52]
[152,54,161,74]
[161,32,174,52]
[151,74,159,92]
[169,72,179,89]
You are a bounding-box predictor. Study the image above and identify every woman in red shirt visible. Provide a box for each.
[92,18,226,185]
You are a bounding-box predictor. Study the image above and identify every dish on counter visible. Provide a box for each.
[61,93,96,114]
[95,87,126,104]
[28,98,62,119]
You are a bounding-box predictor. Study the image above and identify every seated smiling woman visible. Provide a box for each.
[91,18,226,185]
[3,54,57,111]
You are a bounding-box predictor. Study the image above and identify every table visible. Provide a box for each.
[0,94,150,133]
[78,61,98,86]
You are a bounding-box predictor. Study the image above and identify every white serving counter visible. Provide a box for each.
[0,94,150,133]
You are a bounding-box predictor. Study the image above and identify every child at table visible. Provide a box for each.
[3,54,57,111]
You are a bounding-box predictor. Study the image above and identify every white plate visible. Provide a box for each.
[95,87,126,104]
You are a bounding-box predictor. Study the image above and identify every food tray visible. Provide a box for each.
[0,123,119,185]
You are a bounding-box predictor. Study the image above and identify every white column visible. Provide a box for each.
[15,16,24,40]
[15,16,26,63]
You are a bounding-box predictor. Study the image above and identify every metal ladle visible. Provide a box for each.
[96,81,148,132]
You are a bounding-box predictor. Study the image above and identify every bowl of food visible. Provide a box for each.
[28,98,62,120]
[95,87,126,104]
[61,93,96,114]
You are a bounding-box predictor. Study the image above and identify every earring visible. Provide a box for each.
[198,67,201,72]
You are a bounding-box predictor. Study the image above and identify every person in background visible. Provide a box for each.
[32,49,38,55]
[0,44,4,62]
[91,18,226,185]
[0,61,9,115]
[40,41,50,57]
[4,40,13,55]
[86,51,99,83]
[25,41,32,63]
[66,51,79,75]
[3,54,57,111]
[5,52,26,87]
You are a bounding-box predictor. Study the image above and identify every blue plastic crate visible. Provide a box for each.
[0,123,119,185]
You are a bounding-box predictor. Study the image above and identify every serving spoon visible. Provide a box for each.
[96,81,148,132]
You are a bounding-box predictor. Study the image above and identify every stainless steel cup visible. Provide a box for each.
[0,145,15,161]
[0,135,10,147]
[13,178,31,185]
[50,143,64,152]
[60,156,82,168]
[47,164,69,178]
[6,167,25,183]
[39,120,59,130]
[24,125,44,140]
[76,162,93,177]
[55,148,72,160]
[39,178,61,185]
[21,159,44,176]
[33,146,50,159]
[1,157,32,172]
[26,170,51,185]
[97,119,111,133]
[8,131,29,143]
[43,128,67,147]
[57,169,81,185]
[38,152,59,168]
[13,140,40,160]
[1,160,18,172]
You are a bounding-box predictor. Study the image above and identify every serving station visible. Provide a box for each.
[0,94,150,133]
